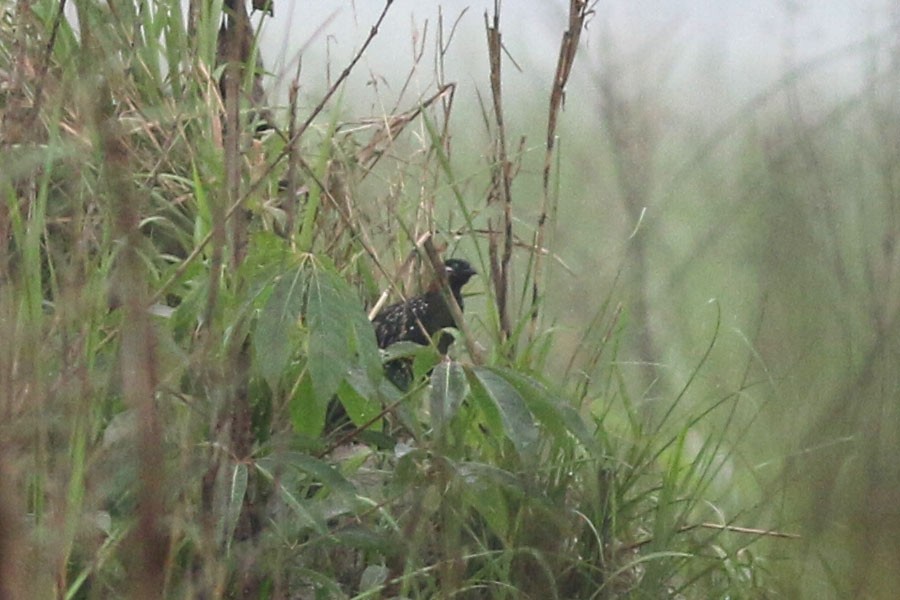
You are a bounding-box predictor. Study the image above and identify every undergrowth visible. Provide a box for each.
[0,1,779,598]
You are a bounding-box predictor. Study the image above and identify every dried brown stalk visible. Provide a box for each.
[98,83,168,600]
[355,84,456,171]
[423,238,483,364]
[484,5,515,346]
[531,0,592,339]
[623,522,801,552]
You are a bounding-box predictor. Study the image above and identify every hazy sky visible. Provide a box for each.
[258,0,888,109]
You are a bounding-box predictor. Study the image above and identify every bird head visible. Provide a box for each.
[443,258,477,290]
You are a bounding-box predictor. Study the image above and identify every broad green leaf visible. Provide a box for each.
[337,367,384,429]
[306,264,380,401]
[272,482,327,534]
[260,451,358,501]
[360,565,389,592]
[430,359,469,435]
[471,367,540,465]
[290,372,326,436]
[381,340,436,362]
[222,462,248,550]
[254,460,328,534]
[254,267,306,391]
[306,268,351,400]
[239,231,297,290]
[499,368,603,457]
[412,344,443,380]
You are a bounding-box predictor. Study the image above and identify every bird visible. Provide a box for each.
[372,258,477,390]
[324,258,477,435]
[372,258,477,353]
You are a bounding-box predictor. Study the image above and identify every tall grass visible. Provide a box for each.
[0,1,806,598]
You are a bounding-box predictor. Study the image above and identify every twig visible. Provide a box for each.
[354,84,456,173]
[423,238,484,365]
[317,379,428,457]
[484,3,514,346]
[623,522,801,552]
[290,0,395,149]
[367,232,433,320]
[284,65,302,242]
[28,0,67,125]
[531,0,592,339]
[96,68,167,600]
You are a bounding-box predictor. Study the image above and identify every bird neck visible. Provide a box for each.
[426,282,464,310]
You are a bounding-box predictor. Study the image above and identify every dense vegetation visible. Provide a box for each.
[2,1,898,598]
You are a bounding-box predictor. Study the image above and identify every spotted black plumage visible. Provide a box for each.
[324,258,476,433]
[372,258,477,353]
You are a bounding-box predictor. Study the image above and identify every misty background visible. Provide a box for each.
[251,1,900,595]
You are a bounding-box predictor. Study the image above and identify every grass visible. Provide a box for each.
[8,0,897,598]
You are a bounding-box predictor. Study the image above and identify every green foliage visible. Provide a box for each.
[0,1,799,598]
[254,263,306,391]
[306,260,382,400]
